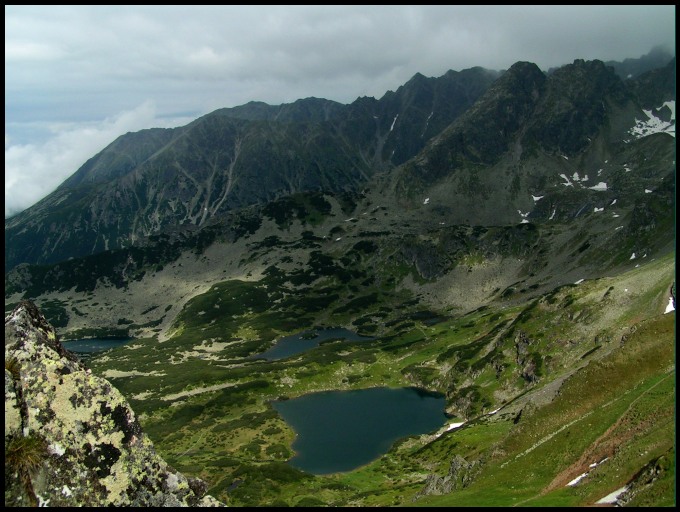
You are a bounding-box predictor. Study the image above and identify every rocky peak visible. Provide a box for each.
[525,58,631,155]
[4,300,224,507]
[403,60,546,183]
[628,56,676,109]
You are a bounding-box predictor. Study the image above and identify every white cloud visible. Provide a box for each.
[3,5,675,216]
[187,46,228,67]
[4,101,194,217]
[4,41,64,61]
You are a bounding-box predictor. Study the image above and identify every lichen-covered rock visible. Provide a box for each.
[4,300,225,507]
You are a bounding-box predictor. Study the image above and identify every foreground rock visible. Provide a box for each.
[4,300,224,507]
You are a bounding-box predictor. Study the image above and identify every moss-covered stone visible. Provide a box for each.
[4,301,224,507]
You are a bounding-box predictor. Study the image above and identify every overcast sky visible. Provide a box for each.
[4,5,675,217]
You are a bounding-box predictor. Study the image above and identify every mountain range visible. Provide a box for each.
[4,47,676,507]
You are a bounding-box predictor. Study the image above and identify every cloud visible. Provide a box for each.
[4,5,675,216]
[7,6,674,116]
[4,41,64,61]
[4,102,194,218]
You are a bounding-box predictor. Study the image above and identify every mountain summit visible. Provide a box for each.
[3,50,676,507]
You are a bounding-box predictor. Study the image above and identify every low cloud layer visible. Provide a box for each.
[5,5,675,217]
[4,102,194,217]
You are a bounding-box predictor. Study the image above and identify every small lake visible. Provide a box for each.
[253,327,373,361]
[272,386,447,474]
[62,338,133,357]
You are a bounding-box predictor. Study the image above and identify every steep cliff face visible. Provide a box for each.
[4,66,498,272]
[4,301,224,507]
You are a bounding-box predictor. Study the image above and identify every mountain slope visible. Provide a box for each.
[4,66,498,272]
[3,51,675,508]
[388,59,641,201]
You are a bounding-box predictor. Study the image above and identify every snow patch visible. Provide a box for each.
[574,279,584,285]
[593,207,604,213]
[423,197,430,205]
[571,172,588,183]
[559,174,573,187]
[567,472,589,486]
[446,421,466,431]
[589,182,607,191]
[532,194,544,202]
[595,486,628,504]
[421,111,433,137]
[390,114,399,132]
[664,296,675,314]
[630,253,636,260]
[645,188,653,193]
[628,100,676,139]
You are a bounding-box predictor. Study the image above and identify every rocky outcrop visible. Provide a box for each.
[414,455,482,500]
[615,449,673,506]
[4,300,224,507]
[514,330,539,383]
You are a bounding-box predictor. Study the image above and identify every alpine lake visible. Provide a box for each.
[63,337,134,359]
[81,328,449,475]
[271,386,447,474]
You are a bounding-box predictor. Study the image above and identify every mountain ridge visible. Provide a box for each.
[5,63,501,271]
[5,54,674,273]
[3,48,676,507]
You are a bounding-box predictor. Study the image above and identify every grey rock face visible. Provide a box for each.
[4,300,225,507]
[414,454,482,499]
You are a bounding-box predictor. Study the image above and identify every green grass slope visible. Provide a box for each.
[85,248,674,507]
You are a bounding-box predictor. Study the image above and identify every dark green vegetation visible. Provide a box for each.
[5,50,675,507]
[79,250,674,506]
[5,433,50,507]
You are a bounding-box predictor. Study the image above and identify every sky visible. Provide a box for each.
[4,5,675,218]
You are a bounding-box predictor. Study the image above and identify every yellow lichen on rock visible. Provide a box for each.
[4,301,225,507]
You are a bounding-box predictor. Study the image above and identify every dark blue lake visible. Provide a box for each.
[272,386,447,474]
[63,338,133,356]
[254,327,373,361]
